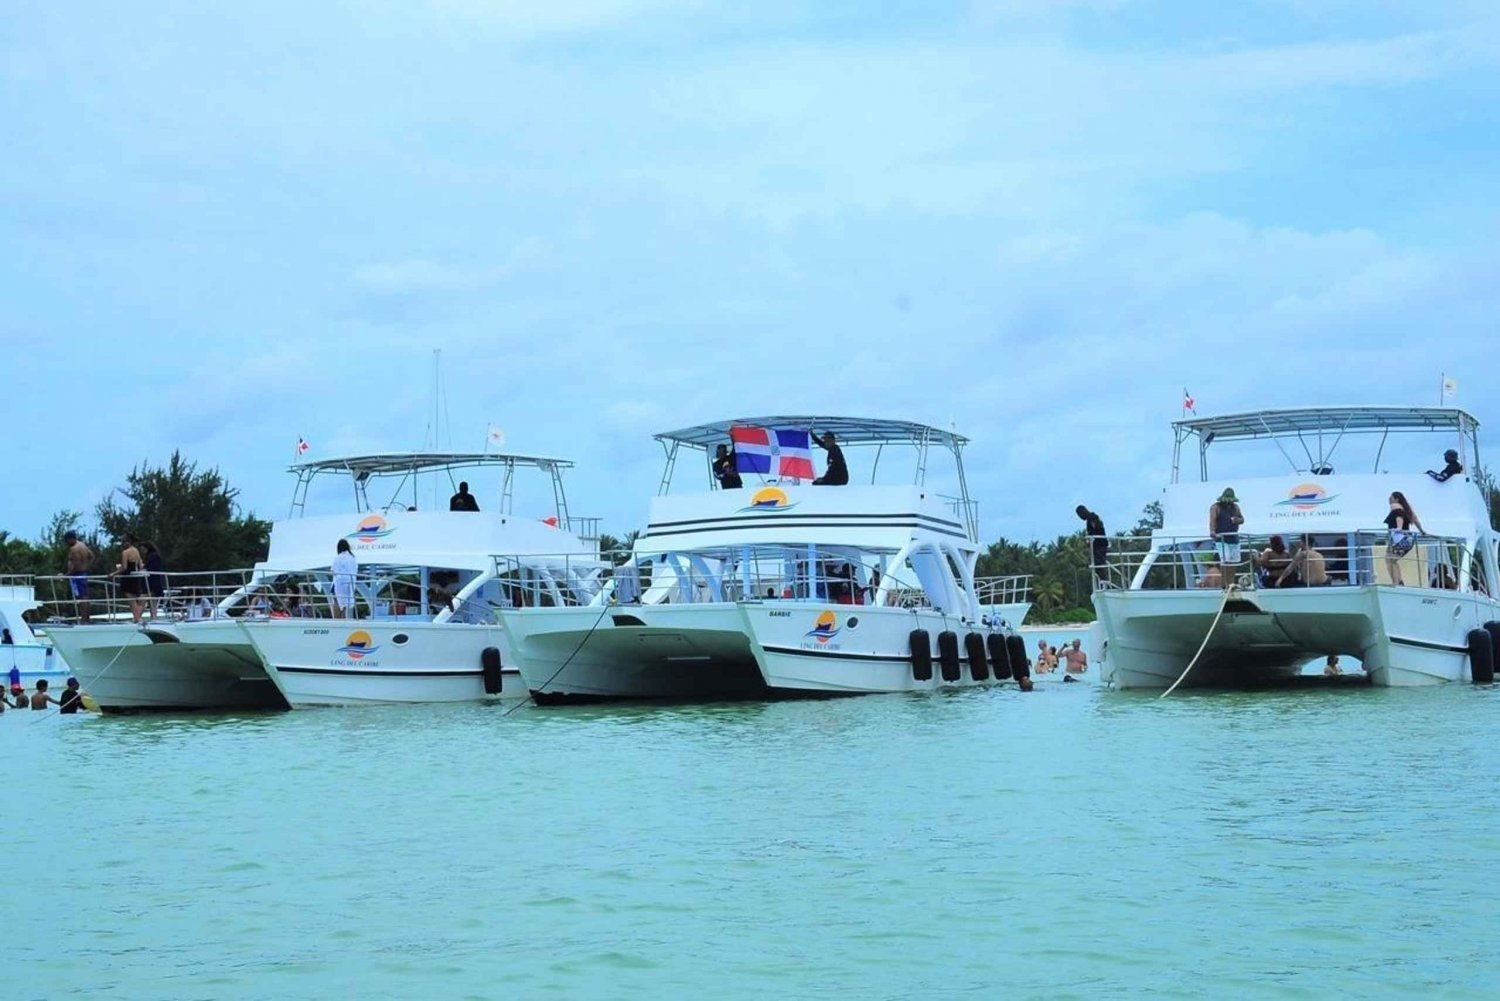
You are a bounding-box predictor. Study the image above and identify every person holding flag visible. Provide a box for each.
[811,431,848,486]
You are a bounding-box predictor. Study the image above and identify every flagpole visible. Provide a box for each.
[1439,372,1444,405]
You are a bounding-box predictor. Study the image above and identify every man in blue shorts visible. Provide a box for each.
[64,530,94,623]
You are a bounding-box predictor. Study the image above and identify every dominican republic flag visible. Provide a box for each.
[296,436,310,455]
[1182,389,1195,414]
[731,426,816,480]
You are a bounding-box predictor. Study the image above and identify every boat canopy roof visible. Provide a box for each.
[655,416,967,450]
[1174,406,1479,444]
[288,451,573,477]
[1173,406,1482,484]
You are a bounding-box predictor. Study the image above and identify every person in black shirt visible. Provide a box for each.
[449,481,480,512]
[1426,449,1463,482]
[811,431,848,485]
[59,677,85,714]
[712,444,742,489]
[1077,505,1108,583]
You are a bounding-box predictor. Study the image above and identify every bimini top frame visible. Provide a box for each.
[1171,406,1482,484]
[652,415,975,540]
[287,451,576,522]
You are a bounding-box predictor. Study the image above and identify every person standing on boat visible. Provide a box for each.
[1383,492,1424,586]
[142,541,166,621]
[449,481,480,512]
[1076,506,1108,583]
[811,431,849,486]
[64,530,94,624]
[111,533,146,624]
[1208,488,1244,584]
[712,444,742,489]
[1426,449,1463,482]
[332,539,358,618]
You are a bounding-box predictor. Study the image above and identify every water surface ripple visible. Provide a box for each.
[5,681,1498,998]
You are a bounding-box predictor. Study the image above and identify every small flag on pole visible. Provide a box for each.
[1183,389,1196,414]
[487,424,505,447]
[296,436,310,455]
[1441,376,1457,400]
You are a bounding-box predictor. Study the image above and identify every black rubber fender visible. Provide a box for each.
[909,629,933,682]
[965,632,989,681]
[1469,628,1495,684]
[1485,621,1500,674]
[937,630,961,682]
[1005,633,1031,681]
[481,646,505,695]
[986,632,1013,680]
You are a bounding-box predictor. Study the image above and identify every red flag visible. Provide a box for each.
[1182,390,1195,414]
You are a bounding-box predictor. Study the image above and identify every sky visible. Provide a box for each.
[3,0,1498,546]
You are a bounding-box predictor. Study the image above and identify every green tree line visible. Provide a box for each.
[0,451,269,579]
[976,501,1164,624]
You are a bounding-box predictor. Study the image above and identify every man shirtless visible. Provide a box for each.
[1035,639,1058,673]
[1062,639,1088,674]
[1278,536,1328,587]
[64,530,94,623]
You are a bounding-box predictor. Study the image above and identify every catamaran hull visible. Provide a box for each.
[44,622,288,712]
[239,620,525,706]
[503,603,1014,702]
[743,604,1007,693]
[500,605,768,702]
[1094,586,1500,689]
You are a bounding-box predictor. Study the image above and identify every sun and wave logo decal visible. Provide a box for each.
[740,487,798,513]
[346,515,395,543]
[335,630,380,660]
[1275,483,1338,511]
[803,610,840,645]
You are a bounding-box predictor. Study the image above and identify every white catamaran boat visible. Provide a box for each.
[1093,407,1500,689]
[498,416,1032,703]
[45,451,601,711]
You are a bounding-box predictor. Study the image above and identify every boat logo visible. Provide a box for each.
[347,515,395,543]
[1275,483,1338,511]
[336,630,380,660]
[741,487,798,513]
[804,609,840,644]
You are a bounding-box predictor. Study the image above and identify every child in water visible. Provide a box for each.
[30,679,59,710]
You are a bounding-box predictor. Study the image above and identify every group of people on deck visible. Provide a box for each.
[62,530,167,625]
[714,431,848,489]
[1078,447,1470,592]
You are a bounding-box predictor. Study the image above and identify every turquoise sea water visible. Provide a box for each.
[5,682,1499,999]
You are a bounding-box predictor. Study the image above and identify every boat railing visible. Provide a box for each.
[1092,532,1484,594]
[974,575,1032,606]
[491,549,959,612]
[36,569,257,625]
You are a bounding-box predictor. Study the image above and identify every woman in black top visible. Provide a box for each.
[1383,491,1424,586]
[143,541,166,621]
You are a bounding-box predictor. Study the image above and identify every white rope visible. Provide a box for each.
[27,629,134,723]
[1159,584,1239,699]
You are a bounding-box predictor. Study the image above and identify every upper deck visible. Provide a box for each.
[650,415,977,543]
[267,450,596,571]
[1172,406,1481,484]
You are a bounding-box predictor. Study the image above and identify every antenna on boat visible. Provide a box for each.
[420,349,453,453]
